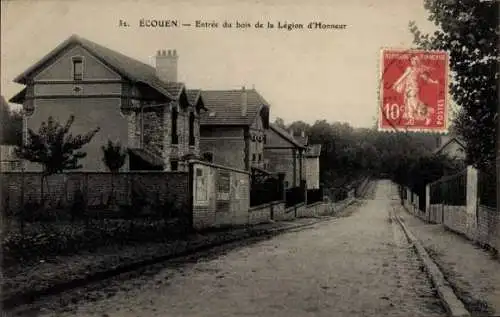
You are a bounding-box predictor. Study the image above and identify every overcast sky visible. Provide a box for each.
[1,0,436,128]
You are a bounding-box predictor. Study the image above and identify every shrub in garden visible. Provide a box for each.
[1,216,184,267]
[70,188,86,221]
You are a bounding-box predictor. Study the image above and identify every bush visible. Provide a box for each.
[1,218,187,267]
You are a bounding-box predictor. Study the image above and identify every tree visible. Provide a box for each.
[0,98,22,146]
[409,0,499,170]
[273,117,286,129]
[287,120,310,136]
[17,115,99,174]
[102,140,127,172]
[16,115,99,206]
[102,140,127,209]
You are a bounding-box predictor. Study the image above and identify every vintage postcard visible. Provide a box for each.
[1,0,498,316]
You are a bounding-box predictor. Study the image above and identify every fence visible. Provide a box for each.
[285,186,305,207]
[429,169,467,206]
[404,166,499,254]
[306,187,323,205]
[250,171,284,207]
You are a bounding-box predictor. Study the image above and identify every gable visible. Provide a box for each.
[266,127,295,148]
[34,44,121,81]
[251,111,264,130]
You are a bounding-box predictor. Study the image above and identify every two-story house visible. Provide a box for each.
[199,87,270,171]
[264,123,306,188]
[10,35,205,172]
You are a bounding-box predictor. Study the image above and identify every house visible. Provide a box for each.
[289,129,321,190]
[264,123,306,188]
[303,144,322,189]
[434,134,466,161]
[199,87,270,171]
[10,34,206,172]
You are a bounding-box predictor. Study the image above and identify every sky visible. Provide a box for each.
[1,0,436,128]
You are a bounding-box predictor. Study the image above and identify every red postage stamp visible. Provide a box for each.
[379,49,449,133]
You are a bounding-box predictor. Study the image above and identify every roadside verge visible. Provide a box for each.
[3,200,358,310]
[392,209,471,317]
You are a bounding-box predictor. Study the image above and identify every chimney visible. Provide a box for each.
[155,49,178,82]
[241,86,247,116]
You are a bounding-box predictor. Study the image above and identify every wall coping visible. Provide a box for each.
[188,159,250,175]
[306,201,325,208]
[248,200,285,212]
[0,171,188,175]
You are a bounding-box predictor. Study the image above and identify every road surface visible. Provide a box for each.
[14,180,446,317]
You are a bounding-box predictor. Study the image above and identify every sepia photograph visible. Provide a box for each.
[0,0,498,316]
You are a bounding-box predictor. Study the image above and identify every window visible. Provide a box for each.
[258,154,262,162]
[72,57,83,81]
[202,152,214,163]
[189,112,195,146]
[252,154,256,162]
[170,159,179,171]
[263,134,267,144]
[171,107,178,144]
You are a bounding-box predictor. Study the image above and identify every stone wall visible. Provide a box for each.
[191,161,250,230]
[248,200,285,225]
[442,205,468,236]
[428,204,444,224]
[476,205,499,250]
[1,171,189,214]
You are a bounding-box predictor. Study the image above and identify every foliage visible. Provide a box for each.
[1,218,187,266]
[16,115,100,175]
[0,100,22,146]
[409,0,499,170]
[278,117,459,190]
[102,140,127,172]
[70,189,86,221]
[273,117,286,129]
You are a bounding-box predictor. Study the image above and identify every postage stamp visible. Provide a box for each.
[378,48,449,133]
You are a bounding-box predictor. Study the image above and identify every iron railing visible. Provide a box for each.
[429,170,467,206]
[285,186,305,207]
[306,188,323,205]
[250,178,283,207]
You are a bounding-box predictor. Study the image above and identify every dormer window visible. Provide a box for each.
[72,57,83,81]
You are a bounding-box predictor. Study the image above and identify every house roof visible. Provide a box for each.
[200,89,270,126]
[128,148,164,169]
[434,137,466,155]
[11,34,202,105]
[269,123,305,149]
[305,144,322,157]
[293,135,308,147]
[9,89,27,105]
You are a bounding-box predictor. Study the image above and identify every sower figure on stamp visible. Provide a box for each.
[392,55,439,125]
